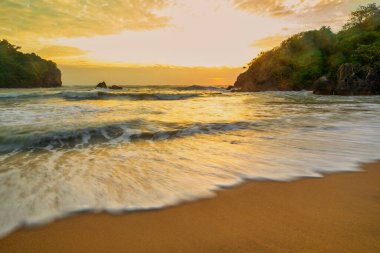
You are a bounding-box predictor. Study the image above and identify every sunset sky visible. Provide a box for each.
[0,0,375,85]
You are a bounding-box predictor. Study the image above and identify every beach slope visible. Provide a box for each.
[0,163,379,253]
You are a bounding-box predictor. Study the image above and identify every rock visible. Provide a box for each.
[96,81,107,89]
[335,64,380,95]
[233,72,256,91]
[234,70,295,92]
[313,76,335,95]
[109,85,123,90]
[42,69,62,88]
[313,64,380,95]
[95,82,123,89]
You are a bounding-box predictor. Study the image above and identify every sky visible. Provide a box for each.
[0,0,376,86]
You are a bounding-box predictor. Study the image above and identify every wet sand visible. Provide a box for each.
[0,162,379,253]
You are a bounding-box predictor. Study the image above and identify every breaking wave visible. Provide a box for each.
[177,85,226,91]
[0,121,258,153]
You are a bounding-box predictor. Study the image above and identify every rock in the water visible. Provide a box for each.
[96,81,107,89]
[109,85,123,90]
[335,64,380,95]
[313,76,335,95]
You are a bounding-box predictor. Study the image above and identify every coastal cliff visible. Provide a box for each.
[0,40,61,88]
[314,64,380,95]
[233,4,380,95]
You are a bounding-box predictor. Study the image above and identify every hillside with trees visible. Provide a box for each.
[233,3,380,95]
[0,40,61,88]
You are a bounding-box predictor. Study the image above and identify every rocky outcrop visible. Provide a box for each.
[235,62,380,95]
[232,4,380,94]
[313,64,380,95]
[335,64,380,95]
[233,71,293,92]
[96,82,123,90]
[0,40,62,88]
[96,81,107,89]
[313,76,336,95]
[37,67,62,88]
[233,72,255,91]
[109,85,123,90]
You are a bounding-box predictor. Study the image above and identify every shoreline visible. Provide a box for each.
[1,163,379,252]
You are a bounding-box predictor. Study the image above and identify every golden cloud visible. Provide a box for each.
[37,45,88,59]
[233,0,292,17]
[232,0,376,31]
[0,0,170,41]
[233,0,345,17]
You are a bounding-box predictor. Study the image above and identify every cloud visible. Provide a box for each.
[0,0,171,41]
[250,35,290,50]
[232,0,345,17]
[37,45,88,59]
[232,0,375,31]
[233,0,293,17]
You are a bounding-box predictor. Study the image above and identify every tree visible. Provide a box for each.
[353,42,380,67]
[343,3,380,30]
[0,40,61,88]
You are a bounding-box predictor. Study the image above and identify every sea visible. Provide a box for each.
[1,85,380,237]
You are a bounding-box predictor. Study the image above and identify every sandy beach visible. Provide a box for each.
[0,162,379,253]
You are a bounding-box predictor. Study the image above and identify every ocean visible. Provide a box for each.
[1,85,380,237]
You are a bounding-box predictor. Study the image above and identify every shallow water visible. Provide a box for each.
[1,85,380,237]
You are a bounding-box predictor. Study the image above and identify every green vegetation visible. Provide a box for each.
[0,40,61,88]
[235,3,380,91]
